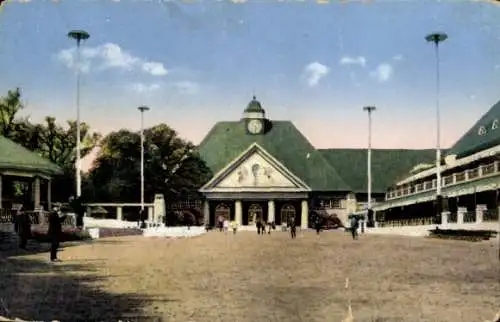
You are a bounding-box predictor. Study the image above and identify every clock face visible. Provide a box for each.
[247,119,263,134]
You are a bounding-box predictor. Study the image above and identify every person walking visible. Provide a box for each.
[289,216,297,239]
[15,205,31,250]
[48,205,67,262]
[349,215,359,240]
[314,215,322,237]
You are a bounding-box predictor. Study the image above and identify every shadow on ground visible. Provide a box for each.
[0,251,168,321]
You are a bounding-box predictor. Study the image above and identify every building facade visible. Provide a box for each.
[197,97,436,229]
[374,99,500,226]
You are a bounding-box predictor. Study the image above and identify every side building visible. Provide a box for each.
[197,97,435,228]
[374,99,500,226]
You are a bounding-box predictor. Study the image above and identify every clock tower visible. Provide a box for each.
[243,96,266,135]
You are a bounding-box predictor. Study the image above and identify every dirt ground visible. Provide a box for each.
[1,231,499,322]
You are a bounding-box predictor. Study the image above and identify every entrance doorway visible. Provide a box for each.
[281,204,296,225]
[215,203,231,222]
[248,204,263,225]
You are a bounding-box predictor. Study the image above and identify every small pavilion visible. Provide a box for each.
[0,135,62,212]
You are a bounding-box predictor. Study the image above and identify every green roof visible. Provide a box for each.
[0,135,62,176]
[198,120,351,191]
[244,96,265,113]
[447,99,500,158]
[319,149,438,193]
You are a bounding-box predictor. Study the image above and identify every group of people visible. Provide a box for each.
[13,203,69,262]
[212,213,362,240]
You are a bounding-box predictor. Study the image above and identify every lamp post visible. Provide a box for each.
[67,30,90,198]
[138,106,150,217]
[425,32,448,219]
[363,106,376,228]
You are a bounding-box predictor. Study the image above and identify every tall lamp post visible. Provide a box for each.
[138,106,150,218]
[425,32,448,220]
[68,30,90,198]
[363,106,376,228]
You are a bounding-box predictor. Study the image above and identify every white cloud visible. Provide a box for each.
[393,54,404,61]
[56,43,168,76]
[130,82,161,93]
[302,62,330,87]
[172,81,199,95]
[339,56,366,67]
[370,63,393,82]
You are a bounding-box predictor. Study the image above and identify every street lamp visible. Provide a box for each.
[138,106,150,215]
[426,32,448,219]
[363,106,376,227]
[67,30,90,198]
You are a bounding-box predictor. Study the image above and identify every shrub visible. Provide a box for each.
[428,228,497,242]
[30,227,91,243]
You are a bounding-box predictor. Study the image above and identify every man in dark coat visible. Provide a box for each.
[314,215,323,236]
[70,196,85,228]
[289,216,297,239]
[15,205,31,249]
[48,206,67,262]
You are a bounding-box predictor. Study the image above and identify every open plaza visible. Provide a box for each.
[1,232,499,322]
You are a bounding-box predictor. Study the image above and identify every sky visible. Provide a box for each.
[1,0,500,170]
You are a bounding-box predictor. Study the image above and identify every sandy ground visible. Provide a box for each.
[1,231,499,322]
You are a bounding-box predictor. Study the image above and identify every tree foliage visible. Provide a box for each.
[87,124,212,204]
[0,88,101,201]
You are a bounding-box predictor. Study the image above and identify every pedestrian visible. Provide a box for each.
[260,220,266,236]
[15,205,30,249]
[256,219,262,235]
[289,216,297,239]
[231,220,237,234]
[223,219,229,234]
[48,205,67,262]
[349,215,359,240]
[314,215,322,236]
[218,215,224,232]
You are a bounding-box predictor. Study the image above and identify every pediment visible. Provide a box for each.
[200,143,310,192]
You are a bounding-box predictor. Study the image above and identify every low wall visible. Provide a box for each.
[143,226,206,238]
[83,217,139,229]
[367,222,500,237]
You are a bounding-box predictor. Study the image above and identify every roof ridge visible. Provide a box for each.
[288,125,352,191]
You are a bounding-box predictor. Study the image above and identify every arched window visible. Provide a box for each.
[281,204,296,225]
[215,203,230,221]
[248,204,263,225]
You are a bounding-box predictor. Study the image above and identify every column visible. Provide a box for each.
[203,200,210,226]
[86,206,92,217]
[235,200,242,226]
[33,177,41,209]
[301,199,308,230]
[116,206,123,221]
[268,200,275,223]
[147,206,154,222]
[47,179,52,211]
[457,207,466,225]
[0,174,2,209]
[475,204,486,223]
[441,211,449,226]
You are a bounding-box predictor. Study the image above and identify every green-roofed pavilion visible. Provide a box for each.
[0,135,63,211]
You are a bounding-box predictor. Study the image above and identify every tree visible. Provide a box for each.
[88,124,212,211]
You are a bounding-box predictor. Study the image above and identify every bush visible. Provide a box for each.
[30,227,91,243]
[428,228,497,242]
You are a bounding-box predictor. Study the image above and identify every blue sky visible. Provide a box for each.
[1,0,500,167]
